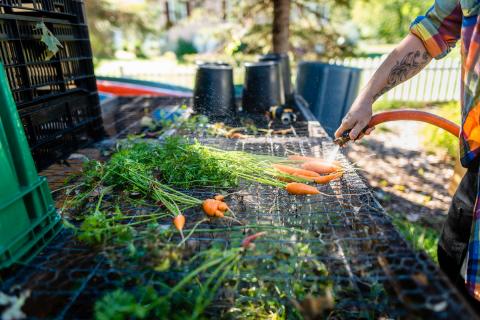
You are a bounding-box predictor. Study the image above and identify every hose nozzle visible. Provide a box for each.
[333,130,354,147]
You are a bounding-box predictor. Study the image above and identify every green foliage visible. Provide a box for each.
[154,137,238,188]
[421,101,460,158]
[94,288,154,320]
[392,215,439,263]
[352,0,431,43]
[85,0,159,59]
[372,100,433,112]
[175,38,198,61]
[228,0,357,59]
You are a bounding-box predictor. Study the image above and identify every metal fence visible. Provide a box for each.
[96,56,462,102]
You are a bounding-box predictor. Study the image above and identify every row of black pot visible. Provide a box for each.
[193,53,292,118]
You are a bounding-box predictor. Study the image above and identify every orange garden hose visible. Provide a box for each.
[334,109,460,146]
[368,110,460,137]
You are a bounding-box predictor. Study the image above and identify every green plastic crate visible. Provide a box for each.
[0,64,61,269]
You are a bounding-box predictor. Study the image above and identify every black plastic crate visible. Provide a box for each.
[0,15,96,108]
[0,0,85,21]
[19,92,103,169]
[0,10,104,169]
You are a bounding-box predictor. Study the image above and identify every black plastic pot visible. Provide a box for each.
[296,61,361,137]
[259,53,292,102]
[193,63,236,118]
[242,61,285,113]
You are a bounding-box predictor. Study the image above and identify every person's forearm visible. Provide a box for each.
[335,34,432,139]
[362,34,432,103]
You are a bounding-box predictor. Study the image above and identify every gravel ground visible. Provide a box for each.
[342,120,456,231]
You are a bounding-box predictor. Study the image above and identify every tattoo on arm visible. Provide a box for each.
[373,50,430,101]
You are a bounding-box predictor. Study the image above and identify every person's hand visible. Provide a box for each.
[335,94,375,140]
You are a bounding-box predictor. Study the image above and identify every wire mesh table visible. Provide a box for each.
[0,97,477,319]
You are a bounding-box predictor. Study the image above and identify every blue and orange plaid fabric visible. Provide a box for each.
[410,0,480,300]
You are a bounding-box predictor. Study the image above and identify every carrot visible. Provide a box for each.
[302,161,341,174]
[218,202,229,212]
[273,164,320,177]
[288,155,317,161]
[203,199,219,217]
[215,210,225,218]
[313,171,343,184]
[285,182,320,195]
[173,214,186,232]
[278,174,317,183]
[242,231,267,248]
[229,132,248,139]
[214,194,225,201]
[288,155,342,166]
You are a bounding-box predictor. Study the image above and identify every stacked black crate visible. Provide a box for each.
[0,0,104,169]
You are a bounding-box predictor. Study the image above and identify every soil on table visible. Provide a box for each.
[343,120,456,232]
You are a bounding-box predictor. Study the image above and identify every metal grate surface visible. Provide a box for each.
[0,97,477,319]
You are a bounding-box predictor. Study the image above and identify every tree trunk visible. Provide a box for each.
[272,0,290,53]
[165,1,172,29]
[186,1,192,17]
[222,0,227,21]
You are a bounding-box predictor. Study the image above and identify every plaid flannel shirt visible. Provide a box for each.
[410,0,480,300]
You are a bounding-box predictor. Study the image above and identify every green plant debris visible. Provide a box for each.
[35,22,63,60]
[391,213,439,263]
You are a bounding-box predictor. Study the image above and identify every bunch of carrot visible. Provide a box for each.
[105,158,237,236]
[188,143,343,195]
[273,155,344,185]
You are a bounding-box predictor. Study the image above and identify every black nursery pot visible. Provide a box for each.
[193,63,235,118]
[259,52,292,102]
[242,61,285,114]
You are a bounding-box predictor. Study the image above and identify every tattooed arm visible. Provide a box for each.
[335,34,432,140]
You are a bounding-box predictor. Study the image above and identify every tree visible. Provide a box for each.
[272,0,291,53]
[352,0,431,43]
[85,0,161,59]
[229,0,354,59]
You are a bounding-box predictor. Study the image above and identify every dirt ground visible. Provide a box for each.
[342,121,456,231]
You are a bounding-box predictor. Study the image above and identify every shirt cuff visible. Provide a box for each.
[410,16,452,60]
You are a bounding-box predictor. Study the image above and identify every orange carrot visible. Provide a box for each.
[285,182,320,195]
[173,214,186,232]
[214,194,225,201]
[288,155,342,166]
[229,132,248,139]
[313,171,343,184]
[242,231,267,248]
[203,199,219,217]
[273,164,320,177]
[302,161,341,174]
[218,202,229,212]
[288,155,318,161]
[215,210,225,218]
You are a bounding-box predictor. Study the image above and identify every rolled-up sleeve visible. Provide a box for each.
[410,1,462,59]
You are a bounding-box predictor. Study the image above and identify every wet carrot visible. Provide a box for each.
[229,132,248,139]
[173,214,186,232]
[214,194,225,201]
[313,171,343,184]
[285,182,320,195]
[288,155,342,166]
[302,161,341,174]
[218,202,229,212]
[203,199,219,217]
[273,164,320,177]
[242,231,267,248]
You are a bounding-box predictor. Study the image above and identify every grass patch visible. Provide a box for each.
[420,101,460,158]
[372,100,434,112]
[390,213,439,263]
